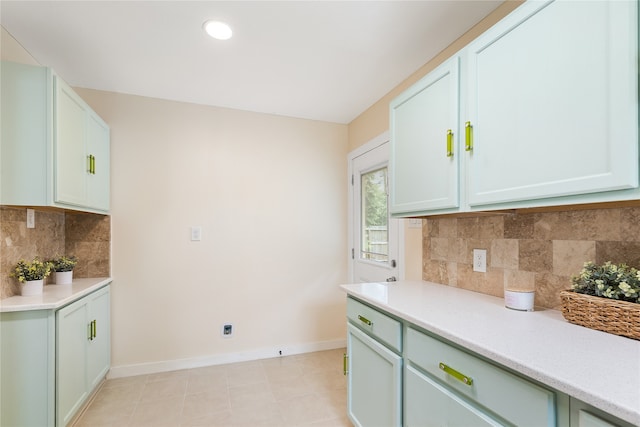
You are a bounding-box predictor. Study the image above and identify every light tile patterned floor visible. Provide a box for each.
[74,348,351,427]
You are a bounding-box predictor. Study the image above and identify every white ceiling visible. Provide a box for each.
[0,1,503,124]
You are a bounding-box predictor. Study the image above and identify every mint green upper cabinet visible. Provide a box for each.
[55,78,89,207]
[0,61,110,214]
[390,57,460,215]
[86,113,110,212]
[465,0,638,208]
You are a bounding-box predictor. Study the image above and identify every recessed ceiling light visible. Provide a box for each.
[203,20,232,40]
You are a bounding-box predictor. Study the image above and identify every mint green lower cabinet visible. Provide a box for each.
[86,287,111,390]
[344,297,630,427]
[0,284,110,426]
[0,310,55,426]
[405,365,502,426]
[406,326,558,426]
[57,299,90,426]
[347,323,402,427]
[56,285,111,426]
[570,398,635,427]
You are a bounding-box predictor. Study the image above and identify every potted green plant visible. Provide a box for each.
[12,258,53,296]
[49,255,78,285]
[561,261,640,340]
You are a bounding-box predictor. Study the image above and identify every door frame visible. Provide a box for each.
[347,131,405,283]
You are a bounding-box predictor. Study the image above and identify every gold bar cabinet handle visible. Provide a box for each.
[92,319,97,339]
[446,129,454,157]
[439,362,473,386]
[91,155,96,174]
[343,353,348,375]
[465,121,473,152]
[357,315,373,326]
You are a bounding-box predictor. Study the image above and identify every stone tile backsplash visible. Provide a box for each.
[0,206,110,299]
[422,205,640,310]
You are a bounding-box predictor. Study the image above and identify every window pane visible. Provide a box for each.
[361,167,388,263]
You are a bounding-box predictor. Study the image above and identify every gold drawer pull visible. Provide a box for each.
[446,129,454,157]
[357,315,373,326]
[343,353,348,375]
[465,121,473,152]
[439,362,473,386]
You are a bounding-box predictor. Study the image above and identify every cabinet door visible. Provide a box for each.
[390,56,460,215]
[347,323,402,427]
[1,310,55,427]
[56,298,89,427]
[55,77,89,207]
[87,285,111,390]
[0,61,51,206]
[87,113,110,211]
[570,398,635,427]
[466,0,638,207]
[405,365,504,427]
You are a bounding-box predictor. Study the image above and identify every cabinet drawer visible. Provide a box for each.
[347,298,401,352]
[406,327,556,426]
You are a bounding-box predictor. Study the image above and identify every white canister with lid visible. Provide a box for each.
[504,290,535,311]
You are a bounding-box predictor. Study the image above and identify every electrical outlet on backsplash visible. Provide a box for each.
[422,205,640,310]
[0,206,111,299]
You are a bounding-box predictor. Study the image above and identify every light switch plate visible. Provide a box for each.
[190,226,202,241]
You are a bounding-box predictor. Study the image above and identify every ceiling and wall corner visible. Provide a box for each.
[0,1,503,124]
[347,0,524,151]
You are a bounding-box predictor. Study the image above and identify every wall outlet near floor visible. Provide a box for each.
[222,323,233,338]
[473,249,487,273]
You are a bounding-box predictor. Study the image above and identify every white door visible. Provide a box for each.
[349,135,401,283]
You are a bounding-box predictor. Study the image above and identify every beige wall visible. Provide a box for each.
[75,88,349,372]
[2,26,349,372]
[0,26,39,66]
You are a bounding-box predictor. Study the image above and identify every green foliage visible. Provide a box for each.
[363,169,388,227]
[12,258,53,283]
[571,261,640,304]
[49,255,78,272]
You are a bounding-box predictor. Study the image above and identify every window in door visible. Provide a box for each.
[361,167,389,263]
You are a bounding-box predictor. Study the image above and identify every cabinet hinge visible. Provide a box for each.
[351,174,354,185]
[351,248,355,259]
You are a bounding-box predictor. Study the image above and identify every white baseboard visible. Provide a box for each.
[107,338,347,379]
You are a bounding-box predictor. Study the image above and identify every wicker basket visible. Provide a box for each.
[560,290,640,340]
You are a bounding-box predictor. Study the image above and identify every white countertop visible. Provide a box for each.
[340,281,640,425]
[0,277,112,312]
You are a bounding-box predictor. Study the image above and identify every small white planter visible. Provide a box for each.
[21,279,44,296]
[54,270,73,285]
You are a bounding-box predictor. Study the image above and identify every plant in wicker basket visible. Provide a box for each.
[560,261,640,340]
[571,261,640,303]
